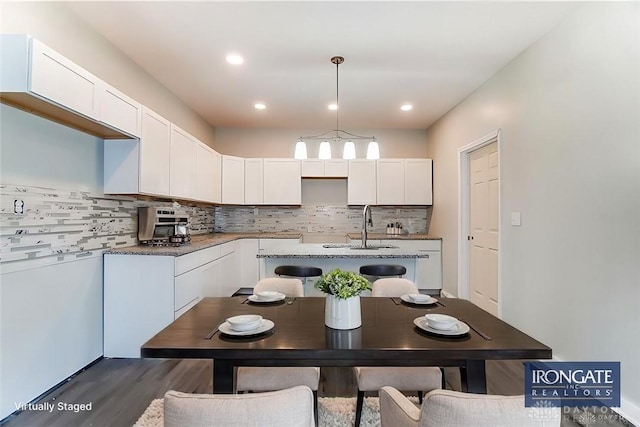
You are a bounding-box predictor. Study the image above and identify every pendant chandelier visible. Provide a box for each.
[294,56,379,160]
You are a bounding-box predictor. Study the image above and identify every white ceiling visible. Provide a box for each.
[65,1,575,130]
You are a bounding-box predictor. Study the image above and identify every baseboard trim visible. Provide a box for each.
[440,290,456,298]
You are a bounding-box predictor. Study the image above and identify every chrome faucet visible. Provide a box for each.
[361,204,373,248]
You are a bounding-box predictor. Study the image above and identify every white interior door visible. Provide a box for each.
[468,142,499,315]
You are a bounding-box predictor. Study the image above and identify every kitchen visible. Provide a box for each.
[0,1,638,426]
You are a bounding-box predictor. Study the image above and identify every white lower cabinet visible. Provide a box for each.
[385,240,442,290]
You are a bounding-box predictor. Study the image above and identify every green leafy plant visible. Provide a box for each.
[315,268,371,299]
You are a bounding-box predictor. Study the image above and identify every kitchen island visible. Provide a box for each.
[257,241,442,295]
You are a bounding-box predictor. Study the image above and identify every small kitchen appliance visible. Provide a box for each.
[137,207,191,246]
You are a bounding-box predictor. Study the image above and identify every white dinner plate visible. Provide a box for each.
[248,293,286,303]
[413,317,470,336]
[401,294,438,305]
[219,319,275,336]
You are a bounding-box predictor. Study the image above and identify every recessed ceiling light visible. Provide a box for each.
[401,104,413,111]
[254,103,266,110]
[328,104,338,110]
[226,54,244,65]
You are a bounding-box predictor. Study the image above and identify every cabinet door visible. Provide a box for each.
[404,159,433,205]
[98,82,142,137]
[139,107,171,196]
[195,142,218,203]
[240,239,260,287]
[175,268,202,312]
[263,159,301,205]
[415,251,442,290]
[210,150,222,203]
[244,158,264,205]
[201,259,222,297]
[219,251,241,297]
[324,159,348,177]
[377,159,405,205]
[301,159,324,177]
[170,124,197,199]
[29,39,98,119]
[222,155,245,204]
[347,160,376,205]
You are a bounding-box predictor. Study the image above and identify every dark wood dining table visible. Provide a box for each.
[141,297,551,394]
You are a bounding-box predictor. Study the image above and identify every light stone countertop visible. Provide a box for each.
[103,233,302,257]
[346,233,441,240]
[257,243,431,258]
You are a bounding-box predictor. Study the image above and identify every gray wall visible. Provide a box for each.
[426,3,639,418]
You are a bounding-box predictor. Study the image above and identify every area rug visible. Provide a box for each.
[133,395,419,427]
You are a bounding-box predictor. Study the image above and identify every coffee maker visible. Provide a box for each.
[137,207,191,246]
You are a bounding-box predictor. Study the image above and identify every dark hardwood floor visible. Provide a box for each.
[1,359,631,426]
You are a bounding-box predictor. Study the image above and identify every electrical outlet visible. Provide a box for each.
[14,199,24,215]
[511,212,521,226]
[253,208,259,216]
[307,225,313,232]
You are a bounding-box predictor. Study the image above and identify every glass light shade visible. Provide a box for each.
[294,140,308,159]
[318,141,332,159]
[342,140,356,159]
[366,140,380,159]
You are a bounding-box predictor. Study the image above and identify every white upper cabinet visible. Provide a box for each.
[245,158,264,205]
[301,159,348,177]
[404,159,433,205]
[1,34,136,139]
[222,155,245,204]
[103,106,171,196]
[169,124,197,200]
[324,159,348,177]
[347,160,377,205]
[376,159,405,205]
[139,107,171,196]
[301,159,324,177]
[98,82,142,137]
[263,159,301,205]
[29,38,99,120]
[195,143,221,203]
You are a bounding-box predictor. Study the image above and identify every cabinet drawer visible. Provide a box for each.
[175,251,201,276]
[200,245,222,263]
[220,240,238,257]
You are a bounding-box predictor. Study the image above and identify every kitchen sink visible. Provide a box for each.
[322,243,398,250]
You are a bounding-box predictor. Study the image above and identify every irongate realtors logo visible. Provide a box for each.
[524,362,620,408]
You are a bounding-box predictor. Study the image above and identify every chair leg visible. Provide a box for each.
[417,390,423,404]
[355,390,365,427]
[440,367,446,389]
[313,390,318,426]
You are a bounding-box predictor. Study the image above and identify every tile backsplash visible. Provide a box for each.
[0,184,215,273]
[215,205,429,236]
[1,184,430,272]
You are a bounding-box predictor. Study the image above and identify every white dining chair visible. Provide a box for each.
[164,385,315,427]
[353,277,443,427]
[379,386,561,427]
[237,278,320,424]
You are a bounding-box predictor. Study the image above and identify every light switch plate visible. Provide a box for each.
[511,212,521,226]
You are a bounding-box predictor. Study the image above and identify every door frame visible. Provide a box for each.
[457,129,502,316]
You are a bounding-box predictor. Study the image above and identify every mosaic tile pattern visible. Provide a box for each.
[214,205,430,235]
[0,185,215,273]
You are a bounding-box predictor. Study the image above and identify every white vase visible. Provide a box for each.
[325,294,362,330]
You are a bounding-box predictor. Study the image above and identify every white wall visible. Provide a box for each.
[426,3,639,421]
[0,2,216,147]
[214,127,428,158]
